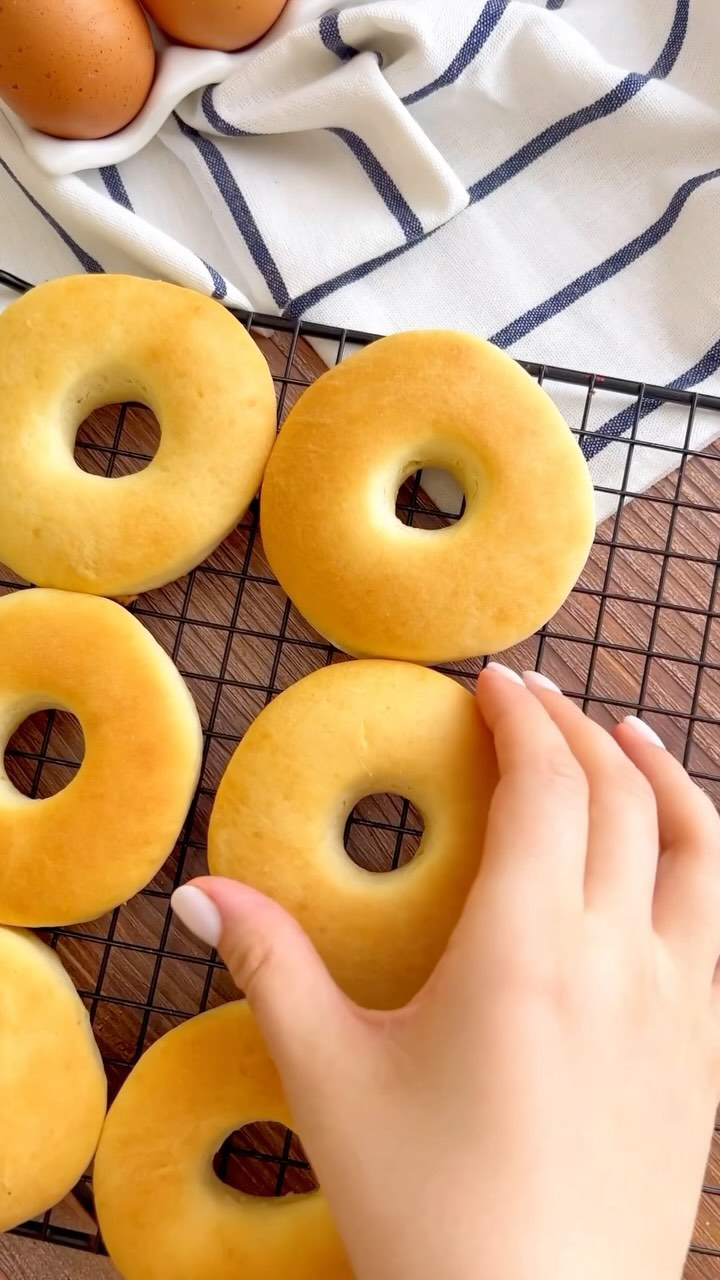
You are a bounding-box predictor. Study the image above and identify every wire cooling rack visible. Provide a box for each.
[1,269,720,1274]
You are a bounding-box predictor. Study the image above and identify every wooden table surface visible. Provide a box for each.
[1,330,719,1278]
[0,1236,118,1280]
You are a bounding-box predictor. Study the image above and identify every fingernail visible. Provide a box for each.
[485,662,524,685]
[171,884,222,949]
[523,670,561,693]
[623,716,666,749]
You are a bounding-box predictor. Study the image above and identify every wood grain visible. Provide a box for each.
[0,1236,117,1279]
[0,330,718,1276]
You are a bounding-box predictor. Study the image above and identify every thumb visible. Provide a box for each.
[171,876,357,1089]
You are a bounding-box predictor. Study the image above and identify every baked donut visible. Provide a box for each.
[260,330,595,663]
[0,927,106,1232]
[208,660,496,1009]
[0,588,202,926]
[0,275,276,597]
[94,1001,351,1280]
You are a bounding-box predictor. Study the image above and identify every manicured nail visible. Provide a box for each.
[623,716,666,749]
[523,670,561,693]
[171,885,222,948]
[485,662,524,685]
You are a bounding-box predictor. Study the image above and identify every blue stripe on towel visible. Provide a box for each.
[201,86,253,136]
[329,127,423,240]
[174,113,290,310]
[0,158,103,273]
[99,166,133,210]
[202,261,228,301]
[286,2,686,318]
[469,0,688,202]
[201,89,422,242]
[98,160,228,302]
[583,338,720,461]
[650,0,688,77]
[284,238,416,318]
[490,167,720,350]
[403,0,508,106]
[319,9,361,61]
[286,163,718,324]
[546,0,565,9]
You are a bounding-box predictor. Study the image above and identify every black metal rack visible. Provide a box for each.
[1,268,719,1267]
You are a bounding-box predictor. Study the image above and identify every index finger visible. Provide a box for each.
[472,664,589,915]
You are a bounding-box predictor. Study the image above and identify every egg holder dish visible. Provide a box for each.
[0,37,239,177]
[2,269,720,1255]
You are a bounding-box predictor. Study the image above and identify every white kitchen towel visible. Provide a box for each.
[0,0,719,521]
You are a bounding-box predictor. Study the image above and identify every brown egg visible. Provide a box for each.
[142,0,289,51]
[0,0,156,140]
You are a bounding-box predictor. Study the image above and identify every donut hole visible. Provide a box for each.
[4,709,85,798]
[344,793,424,872]
[213,1122,319,1197]
[74,402,161,477]
[395,468,465,530]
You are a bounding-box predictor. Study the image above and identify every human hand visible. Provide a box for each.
[172,665,720,1280]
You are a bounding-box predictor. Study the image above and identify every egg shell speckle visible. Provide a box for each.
[0,0,156,140]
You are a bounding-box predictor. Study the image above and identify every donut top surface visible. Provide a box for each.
[95,1002,351,1280]
[0,588,202,926]
[0,927,106,1232]
[0,274,277,597]
[209,659,498,1008]
[260,330,596,662]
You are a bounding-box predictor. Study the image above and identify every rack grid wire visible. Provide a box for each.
[1,269,719,1275]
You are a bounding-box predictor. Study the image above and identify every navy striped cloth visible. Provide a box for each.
[0,0,718,518]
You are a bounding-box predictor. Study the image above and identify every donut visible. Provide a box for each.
[0,927,106,1232]
[260,330,595,663]
[0,275,276,597]
[208,660,497,1009]
[94,1001,351,1280]
[0,588,202,926]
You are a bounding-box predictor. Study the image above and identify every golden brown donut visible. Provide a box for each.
[260,330,595,663]
[94,1001,351,1280]
[0,927,106,1232]
[208,660,497,1009]
[0,588,202,926]
[0,275,276,597]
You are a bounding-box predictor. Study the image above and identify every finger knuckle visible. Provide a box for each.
[611,762,656,810]
[227,933,274,997]
[536,753,588,799]
[662,765,720,839]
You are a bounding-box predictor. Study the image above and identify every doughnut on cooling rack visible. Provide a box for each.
[1,269,720,1271]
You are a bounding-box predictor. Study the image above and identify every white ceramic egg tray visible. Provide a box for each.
[0,40,238,177]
